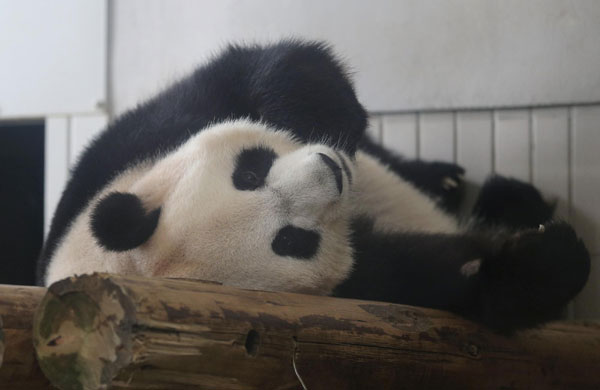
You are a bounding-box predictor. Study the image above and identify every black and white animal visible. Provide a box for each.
[37,40,590,332]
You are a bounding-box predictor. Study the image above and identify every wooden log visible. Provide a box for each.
[0,315,3,367]
[33,273,600,390]
[0,284,52,389]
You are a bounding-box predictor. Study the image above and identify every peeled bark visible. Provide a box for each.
[33,273,600,390]
[0,284,51,389]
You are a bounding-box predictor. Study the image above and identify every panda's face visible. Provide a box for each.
[129,121,355,294]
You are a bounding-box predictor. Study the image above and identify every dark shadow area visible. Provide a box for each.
[0,121,44,285]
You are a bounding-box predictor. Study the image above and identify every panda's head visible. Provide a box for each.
[90,120,355,294]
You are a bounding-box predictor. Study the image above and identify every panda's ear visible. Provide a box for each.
[91,192,161,252]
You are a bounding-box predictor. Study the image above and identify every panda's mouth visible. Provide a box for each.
[317,153,343,194]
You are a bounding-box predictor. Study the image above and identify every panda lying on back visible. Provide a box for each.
[38,40,590,332]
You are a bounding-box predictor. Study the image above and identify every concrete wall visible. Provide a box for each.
[109,0,600,115]
[0,0,106,118]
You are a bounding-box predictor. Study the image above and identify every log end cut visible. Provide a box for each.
[32,275,135,390]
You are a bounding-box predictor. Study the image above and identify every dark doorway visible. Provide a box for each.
[0,121,44,285]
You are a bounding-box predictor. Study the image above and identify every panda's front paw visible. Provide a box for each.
[422,161,465,213]
[432,161,465,191]
[479,221,590,331]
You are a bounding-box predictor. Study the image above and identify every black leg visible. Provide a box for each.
[478,221,589,331]
[334,218,590,332]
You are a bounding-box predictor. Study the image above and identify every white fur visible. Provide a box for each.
[351,152,458,234]
[46,119,457,294]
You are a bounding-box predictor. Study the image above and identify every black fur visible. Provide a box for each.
[37,40,367,283]
[334,217,483,313]
[39,40,590,332]
[335,173,589,332]
[472,175,555,230]
[233,147,278,191]
[334,218,590,333]
[272,225,321,259]
[478,221,590,330]
[91,192,161,252]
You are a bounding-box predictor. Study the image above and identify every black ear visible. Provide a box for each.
[91,192,161,252]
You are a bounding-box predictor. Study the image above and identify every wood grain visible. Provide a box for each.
[32,273,600,390]
[0,284,52,389]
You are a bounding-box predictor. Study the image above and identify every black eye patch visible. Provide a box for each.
[272,225,321,259]
[232,146,277,191]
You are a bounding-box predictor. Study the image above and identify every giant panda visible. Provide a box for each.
[38,40,590,332]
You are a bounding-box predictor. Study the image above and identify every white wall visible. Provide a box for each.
[110,0,600,115]
[44,114,108,235]
[0,0,107,118]
[0,0,109,234]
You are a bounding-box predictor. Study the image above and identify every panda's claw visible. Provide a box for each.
[442,177,459,190]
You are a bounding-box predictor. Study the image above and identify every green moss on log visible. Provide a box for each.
[38,292,99,340]
[33,276,135,390]
[37,353,85,390]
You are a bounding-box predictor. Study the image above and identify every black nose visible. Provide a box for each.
[317,153,343,194]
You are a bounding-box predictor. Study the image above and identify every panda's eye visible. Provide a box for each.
[233,147,277,191]
[272,225,321,259]
[242,171,259,186]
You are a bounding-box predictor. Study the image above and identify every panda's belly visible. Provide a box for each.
[351,152,459,234]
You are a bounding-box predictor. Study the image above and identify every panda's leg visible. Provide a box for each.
[470,175,555,230]
[358,136,465,214]
[333,218,590,332]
